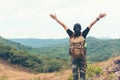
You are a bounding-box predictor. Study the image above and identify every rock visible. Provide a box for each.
[103,59,120,79]
[114,71,120,80]
[114,60,120,64]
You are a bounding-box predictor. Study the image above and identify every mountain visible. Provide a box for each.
[1,36,120,79]
[1,36,120,73]
[9,37,120,62]
[0,41,43,73]
[10,38,68,48]
[86,37,120,62]
[0,36,70,73]
[0,36,33,52]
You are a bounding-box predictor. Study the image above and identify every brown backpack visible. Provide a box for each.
[69,35,85,58]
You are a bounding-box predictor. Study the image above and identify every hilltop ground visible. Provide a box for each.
[1,56,120,80]
[0,59,71,80]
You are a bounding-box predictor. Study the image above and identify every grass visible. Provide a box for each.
[0,76,8,80]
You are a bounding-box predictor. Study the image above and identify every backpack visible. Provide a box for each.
[69,34,86,58]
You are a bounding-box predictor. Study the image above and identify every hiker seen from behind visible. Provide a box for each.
[49,13,106,80]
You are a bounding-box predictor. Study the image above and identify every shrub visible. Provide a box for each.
[86,64,103,79]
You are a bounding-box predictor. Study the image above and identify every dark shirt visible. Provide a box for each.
[66,27,90,38]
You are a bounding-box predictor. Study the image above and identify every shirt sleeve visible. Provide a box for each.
[82,27,90,38]
[66,29,73,38]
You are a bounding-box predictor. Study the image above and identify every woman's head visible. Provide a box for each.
[73,23,81,31]
[73,23,81,37]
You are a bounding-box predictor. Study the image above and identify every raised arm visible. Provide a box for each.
[49,13,68,30]
[88,13,106,29]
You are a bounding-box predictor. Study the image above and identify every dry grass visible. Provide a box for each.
[94,56,120,68]
[0,59,35,80]
[93,56,120,80]
[35,70,71,80]
[0,59,72,80]
[1,56,120,80]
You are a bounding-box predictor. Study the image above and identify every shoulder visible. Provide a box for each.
[82,27,90,38]
[84,27,90,31]
[66,29,73,37]
[66,28,72,32]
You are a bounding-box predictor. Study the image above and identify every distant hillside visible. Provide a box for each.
[0,42,43,73]
[1,35,120,79]
[87,37,120,62]
[0,36,70,73]
[0,36,33,52]
[26,37,120,62]
[1,36,120,73]
[10,38,68,48]
[9,37,120,62]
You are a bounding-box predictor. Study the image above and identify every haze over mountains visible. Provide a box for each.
[10,37,120,62]
[10,38,68,48]
[9,37,111,48]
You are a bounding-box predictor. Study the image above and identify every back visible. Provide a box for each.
[69,35,85,58]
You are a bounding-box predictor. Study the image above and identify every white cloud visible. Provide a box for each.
[0,0,120,39]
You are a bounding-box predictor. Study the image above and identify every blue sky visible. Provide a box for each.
[0,0,120,39]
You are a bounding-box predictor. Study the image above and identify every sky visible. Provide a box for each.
[0,0,120,39]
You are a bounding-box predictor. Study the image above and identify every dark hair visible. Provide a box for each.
[73,23,81,30]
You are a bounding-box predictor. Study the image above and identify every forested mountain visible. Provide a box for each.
[86,37,120,62]
[0,42,42,73]
[0,36,33,52]
[10,38,68,48]
[0,36,120,73]
[0,36,69,73]
[10,37,120,62]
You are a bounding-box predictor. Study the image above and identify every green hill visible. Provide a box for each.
[10,38,68,48]
[26,37,120,62]
[0,43,42,73]
[9,37,120,62]
[0,36,33,52]
[10,37,120,62]
[86,37,120,62]
[0,36,69,73]
[0,36,120,73]
[15,37,120,62]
